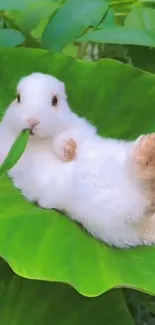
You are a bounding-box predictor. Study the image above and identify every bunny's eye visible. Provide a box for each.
[52,95,58,107]
[17,94,20,103]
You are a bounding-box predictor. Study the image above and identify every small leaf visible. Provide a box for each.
[0,29,25,47]
[5,1,59,36]
[0,130,29,178]
[78,26,155,48]
[41,0,109,51]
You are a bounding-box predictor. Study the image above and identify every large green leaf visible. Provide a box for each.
[2,48,155,297]
[0,259,134,325]
[41,0,109,51]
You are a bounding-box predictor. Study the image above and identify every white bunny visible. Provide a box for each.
[0,72,155,248]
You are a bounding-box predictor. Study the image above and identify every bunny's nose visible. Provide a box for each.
[27,118,40,128]
[27,118,40,135]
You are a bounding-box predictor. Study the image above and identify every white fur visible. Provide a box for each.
[0,72,154,248]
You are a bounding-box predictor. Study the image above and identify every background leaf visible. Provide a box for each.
[128,45,155,73]
[41,0,109,51]
[1,48,155,297]
[125,7,155,31]
[0,259,134,325]
[5,1,59,36]
[0,29,25,47]
[78,26,155,47]
[0,0,52,11]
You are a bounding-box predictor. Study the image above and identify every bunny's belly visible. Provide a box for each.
[63,152,148,246]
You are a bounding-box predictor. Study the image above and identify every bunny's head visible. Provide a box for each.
[2,72,73,138]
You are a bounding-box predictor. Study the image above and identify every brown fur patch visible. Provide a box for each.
[63,138,77,162]
[134,134,155,181]
[132,134,155,216]
[137,214,155,243]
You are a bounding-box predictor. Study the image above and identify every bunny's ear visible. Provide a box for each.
[60,81,67,99]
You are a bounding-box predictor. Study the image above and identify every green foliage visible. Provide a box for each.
[1,1,155,324]
[0,0,155,63]
[78,6,155,48]
[1,48,155,305]
[41,0,109,51]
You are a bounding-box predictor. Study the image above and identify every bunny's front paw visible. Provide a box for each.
[134,133,155,181]
[63,138,77,162]
[52,134,77,162]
